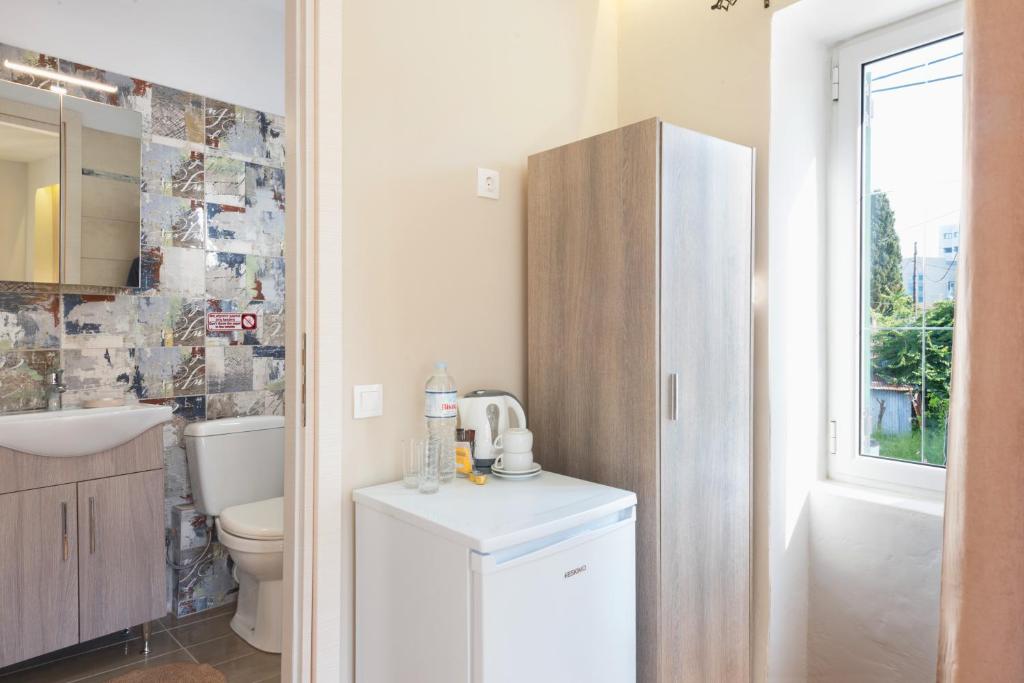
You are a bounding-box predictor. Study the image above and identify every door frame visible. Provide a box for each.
[283,0,345,680]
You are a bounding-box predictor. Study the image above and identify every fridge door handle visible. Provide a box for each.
[472,509,636,574]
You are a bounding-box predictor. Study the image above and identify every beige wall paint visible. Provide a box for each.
[341,1,619,677]
[617,1,797,680]
[342,0,618,477]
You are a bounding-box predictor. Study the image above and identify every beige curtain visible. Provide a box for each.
[937,0,1024,680]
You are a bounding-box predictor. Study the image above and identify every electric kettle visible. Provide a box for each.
[457,390,527,470]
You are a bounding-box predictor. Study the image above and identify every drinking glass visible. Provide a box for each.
[402,438,421,488]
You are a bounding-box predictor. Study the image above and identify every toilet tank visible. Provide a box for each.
[185,415,285,516]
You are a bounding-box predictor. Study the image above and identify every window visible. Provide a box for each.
[828,5,964,493]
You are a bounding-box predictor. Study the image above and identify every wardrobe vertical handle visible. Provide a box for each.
[88,496,96,554]
[61,502,69,561]
[669,373,679,421]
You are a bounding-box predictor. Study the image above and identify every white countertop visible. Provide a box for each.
[353,471,636,553]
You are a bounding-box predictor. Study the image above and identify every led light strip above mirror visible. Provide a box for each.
[711,0,771,9]
[3,59,117,94]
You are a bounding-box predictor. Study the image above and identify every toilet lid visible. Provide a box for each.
[219,496,284,540]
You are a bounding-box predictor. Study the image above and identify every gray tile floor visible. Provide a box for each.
[0,605,280,682]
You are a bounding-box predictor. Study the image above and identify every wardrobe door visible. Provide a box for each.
[0,484,79,668]
[659,123,753,682]
[527,118,661,683]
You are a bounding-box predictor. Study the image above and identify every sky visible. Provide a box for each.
[864,33,964,262]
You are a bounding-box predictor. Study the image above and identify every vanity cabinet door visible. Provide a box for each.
[0,484,79,668]
[77,470,165,641]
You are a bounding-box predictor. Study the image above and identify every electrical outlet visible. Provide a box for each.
[477,168,500,200]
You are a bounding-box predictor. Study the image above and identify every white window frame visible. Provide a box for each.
[827,3,964,494]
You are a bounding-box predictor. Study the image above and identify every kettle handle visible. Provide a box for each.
[507,395,527,429]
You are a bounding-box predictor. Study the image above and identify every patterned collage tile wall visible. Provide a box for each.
[0,43,285,610]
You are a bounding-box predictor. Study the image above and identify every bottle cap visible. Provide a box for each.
[434,361,447,370]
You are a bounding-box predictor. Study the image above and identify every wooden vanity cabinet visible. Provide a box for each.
[0,427,165,668]
[0,484,80,666]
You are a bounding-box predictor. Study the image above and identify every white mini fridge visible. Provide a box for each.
[354,472,637,683]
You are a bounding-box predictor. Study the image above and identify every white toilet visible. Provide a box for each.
[184,415,285,653]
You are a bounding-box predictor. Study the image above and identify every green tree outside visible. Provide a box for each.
[867,191,955,464]
[869,192,905,316]
[871,298,954,424]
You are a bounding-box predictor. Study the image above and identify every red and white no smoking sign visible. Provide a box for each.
[207,312,258,332]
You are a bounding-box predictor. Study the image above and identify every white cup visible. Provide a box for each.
[494,427,533,454]
[495,450,534,472]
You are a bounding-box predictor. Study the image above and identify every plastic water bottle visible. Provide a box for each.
[425,362,458,484]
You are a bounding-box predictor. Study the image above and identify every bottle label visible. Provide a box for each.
[425,391,458,419]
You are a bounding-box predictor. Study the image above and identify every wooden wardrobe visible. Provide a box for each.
[527,119,753,683]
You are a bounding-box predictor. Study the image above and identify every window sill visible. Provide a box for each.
[817,478,945,518]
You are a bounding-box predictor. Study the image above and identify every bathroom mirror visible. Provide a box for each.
[61,96,143,287]
[0,79,61,283]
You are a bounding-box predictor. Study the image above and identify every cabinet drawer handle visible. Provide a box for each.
[61,502,69,561]
[88,496,96,554]
[669,373,679,421]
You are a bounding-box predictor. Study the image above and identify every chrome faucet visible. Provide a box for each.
[45,368,67,411]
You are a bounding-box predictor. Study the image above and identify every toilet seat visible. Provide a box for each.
[219,496,284,540]
[216,521,284,553]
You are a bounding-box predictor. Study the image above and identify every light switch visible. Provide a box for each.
[477,168,500,199]
[353,384,384,419]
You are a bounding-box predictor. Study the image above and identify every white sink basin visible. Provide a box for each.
[0,404,173,457]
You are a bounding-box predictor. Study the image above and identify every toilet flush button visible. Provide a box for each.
[353,384,384,419]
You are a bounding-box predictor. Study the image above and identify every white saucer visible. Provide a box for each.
[491,462,542,479]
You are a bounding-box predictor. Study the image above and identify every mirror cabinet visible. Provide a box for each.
[0,79,60,284]
[0,79,142,288]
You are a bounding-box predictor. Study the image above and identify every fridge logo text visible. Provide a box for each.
[564,564,588,579]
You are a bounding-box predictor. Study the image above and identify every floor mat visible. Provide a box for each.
[108,662,227,682]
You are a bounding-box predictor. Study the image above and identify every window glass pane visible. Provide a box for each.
[866,328,922,463]
[860,34,963,466]
[923,327,953,466]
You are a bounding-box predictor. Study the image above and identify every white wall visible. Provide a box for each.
[0,0,284,114]
[767,8,831,677]
[768,1,954,680]
[808,485,943,682]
